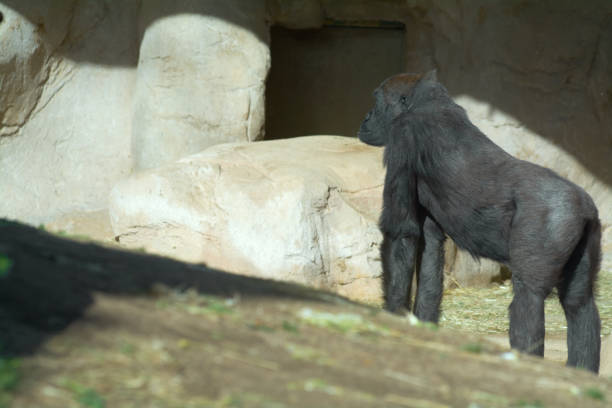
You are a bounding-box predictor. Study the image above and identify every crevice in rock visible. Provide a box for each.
[586,27,603,79]
[340,184,384,194]
[29,60,76,121]
[244,90,252,142]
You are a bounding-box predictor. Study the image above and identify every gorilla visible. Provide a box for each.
[358,71,602,373]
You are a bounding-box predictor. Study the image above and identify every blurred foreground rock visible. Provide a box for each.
[1,219,611,407]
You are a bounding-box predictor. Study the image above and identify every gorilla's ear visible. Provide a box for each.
[423,69,438,81]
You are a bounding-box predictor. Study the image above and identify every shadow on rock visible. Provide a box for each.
[0,219,345,356]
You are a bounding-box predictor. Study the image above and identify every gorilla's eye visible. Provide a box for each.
[400,96,407,105]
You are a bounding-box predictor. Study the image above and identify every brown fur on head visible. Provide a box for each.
[358,70,437,146]
[379,73,422,104]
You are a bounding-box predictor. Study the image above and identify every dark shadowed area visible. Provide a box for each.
[265,24,405,139]
[0,220,336,356]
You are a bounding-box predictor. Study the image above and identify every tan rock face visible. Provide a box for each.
[44,209,115,244]
[0,6,48,137]
[0,0,269,223]
[0,1,139,224]
[110,136,385,303]
[132,0,270,170]
[600,335,612,376]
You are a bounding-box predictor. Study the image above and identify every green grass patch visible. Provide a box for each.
[461,343,483,354]
[0,357,19,408]
[76,389,106,408]
[63,380,106,408]
[53,230,92,241]
[281,320,299,333]
[284,343,329,364]
[0,358,20,391]
[119,342,137,356]
[512,400,544,408]
[200,297,235,314]
[0,255,13,278]
[297,308,389,336]
[247,321,276,332]
[572,386,606,401]
[154,287,237,317]
[216,392,287,408]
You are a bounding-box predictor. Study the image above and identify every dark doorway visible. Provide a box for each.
[265,24,405,140]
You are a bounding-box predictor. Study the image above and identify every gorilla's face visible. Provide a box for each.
[358,73,423,147]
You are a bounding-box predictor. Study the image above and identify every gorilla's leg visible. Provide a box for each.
[508,208,587,359]
[509,276,547,356]
[560,293,600,372]
[382,234,418,313]
[557,222,601,372]
[414,217,445,323]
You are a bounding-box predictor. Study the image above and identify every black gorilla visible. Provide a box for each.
[358,71,602,373]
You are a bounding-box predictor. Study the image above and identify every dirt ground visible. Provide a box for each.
[1,220,612,407]
[7,290,611,408]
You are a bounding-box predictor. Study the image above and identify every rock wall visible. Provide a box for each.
[0,0,269,223]
[0,1,140,224]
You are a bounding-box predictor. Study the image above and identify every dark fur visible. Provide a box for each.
[359,71,602,372]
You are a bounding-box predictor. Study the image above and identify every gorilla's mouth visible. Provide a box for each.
[357,126,370,141]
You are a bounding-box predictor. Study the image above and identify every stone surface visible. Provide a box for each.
[0,0,269,223]
[0,0,139,224]
[132,0,270,170]
[444,241,503,288]
[600,334,612,376]
[44,209,115,244]
[110,136,385,303]
[0,5,50,138]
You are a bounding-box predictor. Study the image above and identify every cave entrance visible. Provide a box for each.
[265,22,406,140]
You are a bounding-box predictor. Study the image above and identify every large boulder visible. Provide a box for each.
[110,136,385,303]
[132,0,269,170]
